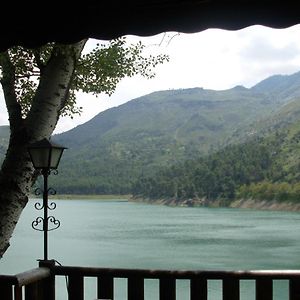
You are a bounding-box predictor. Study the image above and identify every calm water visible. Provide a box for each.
[1,199,300,299]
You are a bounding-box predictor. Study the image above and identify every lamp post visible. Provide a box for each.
[28,138,67,261]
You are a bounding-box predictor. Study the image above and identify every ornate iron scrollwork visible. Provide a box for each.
[48,216,61,231]
[32,217,44,231]
[32,184,60,233]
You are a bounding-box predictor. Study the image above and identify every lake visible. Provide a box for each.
[1,199,300,299]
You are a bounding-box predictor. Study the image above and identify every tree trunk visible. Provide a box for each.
[0,40,86,258]
[0,126,33,257]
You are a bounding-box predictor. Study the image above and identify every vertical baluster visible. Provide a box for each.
[159,278,176,300]
[68,275,84,300]
[128,276,144,300]
[256,278,272,300]
[190,278,207,300]
[14,286,22,300]
[97,275,114,300]
[25,282,39,300]
[39,260,55,300]
[0,284,13,300]
[223,278,239,300]
[289,278,300,300]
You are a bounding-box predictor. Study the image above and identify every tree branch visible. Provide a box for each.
[26,39,87,140]
[32,49,45,73]
[0,51,23,131]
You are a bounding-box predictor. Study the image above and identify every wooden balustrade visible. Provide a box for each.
[53,266,300,300]
[0,264,52,300]
[2,264,300,300]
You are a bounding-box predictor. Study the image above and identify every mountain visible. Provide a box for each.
[50,71,300,194]
[251,71,300,101]
[1,71,300,195]
[132,98,300,202]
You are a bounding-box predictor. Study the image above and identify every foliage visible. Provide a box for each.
[132,138,274,200]
[0,38,169,118]
[3,70,300,202]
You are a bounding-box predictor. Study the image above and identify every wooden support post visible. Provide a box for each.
[25,282,39,300]
[223,278,239,300]
[0,284,13,300]
[128,277,144,300]
[97,275,114,300]
[256,278,272,300]
[159,278,176,300]
[39,260,56,300]
[190,278,207,300]
[68,275,84,300]
[290,278,300,300]
[14,286,22,300]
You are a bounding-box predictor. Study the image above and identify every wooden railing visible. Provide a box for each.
[0,266,52,300]
[2,264,300,300]
[53,265,300,300]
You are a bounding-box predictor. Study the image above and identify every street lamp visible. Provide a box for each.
[28,138,67,261]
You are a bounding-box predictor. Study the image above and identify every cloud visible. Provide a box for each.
[3,25,300,132]
[239,37,300,63]
[234,26,300,87]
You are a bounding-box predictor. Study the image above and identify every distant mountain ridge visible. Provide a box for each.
[2,71,300,194]
[50,70,300,194]
[251,71,300,100]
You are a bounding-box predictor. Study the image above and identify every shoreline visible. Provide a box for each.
[29,194,300,212]
[130,197,300,212]
[30,194,130,201]
[229,198,300,212]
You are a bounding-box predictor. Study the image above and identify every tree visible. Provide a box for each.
[0,38,169,258]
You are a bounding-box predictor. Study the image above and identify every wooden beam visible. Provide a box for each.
[0,283,13,300]
[290,278,300,300]
[256,278,272,300]
[128,276,144,300]
[223,278,239,300]
[68,275,84,300]
[159,278,176,300]
[97,275,114,300]
[190,278,207,300]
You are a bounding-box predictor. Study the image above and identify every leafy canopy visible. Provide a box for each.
[0,37,169,118]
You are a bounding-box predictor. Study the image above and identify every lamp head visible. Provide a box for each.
[28,138,67,170]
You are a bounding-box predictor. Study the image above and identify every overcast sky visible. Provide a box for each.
[1,24,300,133]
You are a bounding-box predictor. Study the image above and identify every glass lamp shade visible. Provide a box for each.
[28,138,67,169]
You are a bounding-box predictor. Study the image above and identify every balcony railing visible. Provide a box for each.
[0,266,52,300]
[1,262,300,300]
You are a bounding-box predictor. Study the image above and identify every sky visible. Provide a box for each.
[1,24,300,133]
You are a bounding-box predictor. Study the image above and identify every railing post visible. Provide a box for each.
[223,278,239,300]
[190,278,207,300]
[159,278,176,300]
[14,286,22,300]
[39,260,56,300]
[128,276,144,300]
[68,275,84,300]
[97,275,114,300]
[256,278,272,300]
[0,283,13,300]
[289,278,300,300]
[25,282,39,300]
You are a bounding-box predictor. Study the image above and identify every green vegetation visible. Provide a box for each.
[50,72,300,195]
[133,103,300,204]
[3,71,300,203]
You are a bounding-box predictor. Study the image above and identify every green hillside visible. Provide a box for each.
[2,71,300,196]
[51,71,300,194]
[133,98,300,203]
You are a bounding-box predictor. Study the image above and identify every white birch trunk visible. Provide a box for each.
[0,40,86,258]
